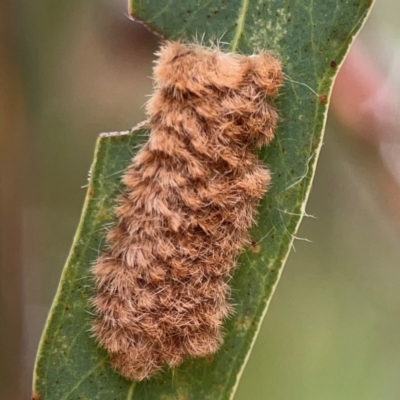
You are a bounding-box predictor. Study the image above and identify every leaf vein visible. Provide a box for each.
[59,357,107,400]
[231,0,250,51]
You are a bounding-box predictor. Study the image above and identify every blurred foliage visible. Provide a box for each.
[1,0,400,399]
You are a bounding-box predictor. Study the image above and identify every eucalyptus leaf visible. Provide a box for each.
[33,0,373,399]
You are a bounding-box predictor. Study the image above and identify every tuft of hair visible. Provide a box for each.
[92,40,282,381]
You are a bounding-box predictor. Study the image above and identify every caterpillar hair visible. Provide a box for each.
[92,41,282,381]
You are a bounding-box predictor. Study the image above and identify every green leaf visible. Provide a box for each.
[33,1,373,399]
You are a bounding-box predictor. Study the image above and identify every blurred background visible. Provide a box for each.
[1,1,399,399]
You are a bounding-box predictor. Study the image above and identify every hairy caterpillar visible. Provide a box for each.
[92,41,282,381]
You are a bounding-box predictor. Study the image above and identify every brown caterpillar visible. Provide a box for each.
[92,41,282,381]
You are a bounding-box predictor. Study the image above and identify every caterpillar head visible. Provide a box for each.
[153,41,252,95]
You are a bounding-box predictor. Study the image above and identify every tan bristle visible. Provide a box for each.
[92,41,282,381]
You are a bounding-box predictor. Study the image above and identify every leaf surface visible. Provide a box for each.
[33,0,373,399]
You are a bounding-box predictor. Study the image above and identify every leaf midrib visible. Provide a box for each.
[231,0,250,52]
